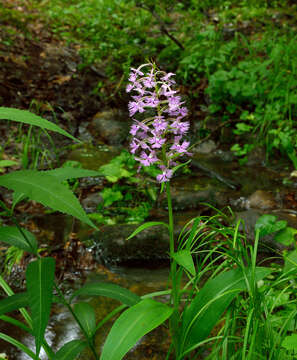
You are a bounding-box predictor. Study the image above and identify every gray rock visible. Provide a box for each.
[65,144,119,170]
[91,224,172,264]
[82,193,103,213]
[90,109,130,145]
[164,188,216,211]
[248,190,277,210]
[193,140,217,154]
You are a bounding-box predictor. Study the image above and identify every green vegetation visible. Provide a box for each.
[91,150,157,225]
[1,0,297,166]
[0,1,296,359]
[19,0,295,167]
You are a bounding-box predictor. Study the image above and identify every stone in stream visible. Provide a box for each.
[89,109,130,145]
[91,224,173,265]
[65,144,120,171]
[247,190,277,210]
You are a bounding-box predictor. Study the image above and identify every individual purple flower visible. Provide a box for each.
[126,83,134,93]
[168,96,184,112]
[145,95,159,108]
[153,116,167,133]
[143,69,156,88]
[170,139,190,154]
[128,100,145,116]
[149,132,166,148]
[130,139,140,154]
[161,72,176,83]
[129,124,139,136]
[160,84,177,97]
[136,151,159,166]
[171,120,190,135]
[156,168,173,183]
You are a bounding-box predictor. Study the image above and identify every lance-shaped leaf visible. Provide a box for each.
[178,267,271,357]
[74,302,96,338]
[0,226,38,254]
[54,339,87,360]
[127,221,169,240]
[0,332,36,359]
[45,168,101,182]
[100,299,173,360]
[0,107,78,142]
[0,170,97,229]
[172,250,196,276]
[26,257,55,357]
[0,293,28,316]
[70,282,140,306]
[0,160,18,168]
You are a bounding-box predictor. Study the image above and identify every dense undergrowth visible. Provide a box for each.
[26,0,297,167]
[1,0,297,166]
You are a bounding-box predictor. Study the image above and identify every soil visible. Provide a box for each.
[0,0,126,136]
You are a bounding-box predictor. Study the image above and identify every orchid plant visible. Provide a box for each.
[0,66,271,360]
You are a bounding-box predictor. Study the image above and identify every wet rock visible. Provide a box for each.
[78,122,94,143]
[246,146,266,166]
[248,190,277,210]
[89,109,130,145]
[193,140,217,154]
[41,43,79,74]
[82,193,103,213]
[163,188,216,211]
[65,144,119,170]
[91,224,171,264]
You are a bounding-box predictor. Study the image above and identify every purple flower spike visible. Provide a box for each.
[127,62,191,182]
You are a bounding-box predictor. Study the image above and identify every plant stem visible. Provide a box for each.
[53,283,99,360]
[166,182,180,354]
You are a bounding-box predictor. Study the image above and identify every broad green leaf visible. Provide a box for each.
[100,299,173,360]
[26,257,55,357]
[45,168,101,182]
[127,221,169,240]
[54,339,87,360]
[0,293,28,316]
[0,226,38,254]
[0,107,78,142]
[71,282,140,306]
[284,249,297,274]
[178,267,271,356]
[0,170,97,229]
[98,163,133,183]
[172,250,196,276]
[100,188,123,207]
[274,227,297,246]
[73,302,96,338]
[281,334,297,351]
[255,215,287,237]
[0,160,18,167]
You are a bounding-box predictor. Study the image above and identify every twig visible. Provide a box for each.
[136,3,185,50]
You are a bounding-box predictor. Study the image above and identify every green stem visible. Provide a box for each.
[54,284,99,360]
[166,182,180,354]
